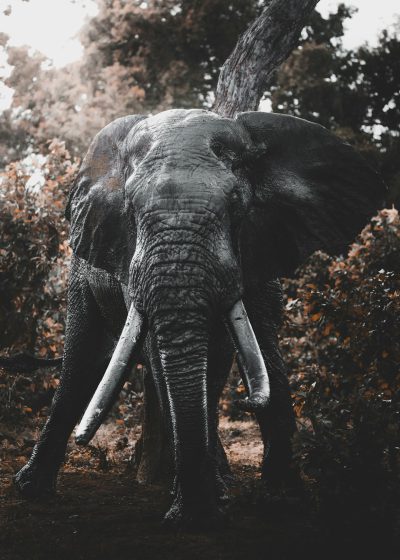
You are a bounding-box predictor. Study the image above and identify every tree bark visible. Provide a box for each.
[213,0,320,117]
[133,368,172,484]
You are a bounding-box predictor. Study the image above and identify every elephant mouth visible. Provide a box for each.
[75,299,270,445]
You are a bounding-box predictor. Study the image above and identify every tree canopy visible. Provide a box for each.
[268,5,400,202]
[0,1,260,163]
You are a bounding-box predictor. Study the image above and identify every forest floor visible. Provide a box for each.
[0,414,390,560]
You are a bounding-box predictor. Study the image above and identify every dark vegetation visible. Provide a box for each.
[0,1,399,557]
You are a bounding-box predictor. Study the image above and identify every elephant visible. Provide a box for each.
[14,109,385,528]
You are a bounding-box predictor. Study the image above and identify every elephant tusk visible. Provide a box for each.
[75,303,144,445]
[226,300,270,412]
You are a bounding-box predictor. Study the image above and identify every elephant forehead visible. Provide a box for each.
[126,150,238,214]
[125,109,248,164]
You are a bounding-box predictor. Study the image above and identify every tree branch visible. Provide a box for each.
[213,0,319,117]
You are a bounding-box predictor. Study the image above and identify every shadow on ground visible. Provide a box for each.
[0,419,397,560]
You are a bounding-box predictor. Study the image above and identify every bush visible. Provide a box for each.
[281,208,400,539]
[0,140,78,355]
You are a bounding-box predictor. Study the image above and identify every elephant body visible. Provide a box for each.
[15,109,385,528]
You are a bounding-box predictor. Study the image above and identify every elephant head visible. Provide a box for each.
[67,109,384,521]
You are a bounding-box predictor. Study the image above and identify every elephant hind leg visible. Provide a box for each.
[14,257,116,499]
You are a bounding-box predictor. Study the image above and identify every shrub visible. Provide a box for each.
[0,140,78,355]
[281,208,400,539]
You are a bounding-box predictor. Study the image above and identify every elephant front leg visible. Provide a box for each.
[255,377,297,488]
[14,258,114,499]
[244,280,299,489]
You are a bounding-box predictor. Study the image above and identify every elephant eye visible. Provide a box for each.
[231,156,242,172]
[211,142,223,158]
[211,142,238,172]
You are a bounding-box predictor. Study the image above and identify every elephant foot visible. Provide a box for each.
[14,462,58,500]
[163,499,227,531]
[216,471,230,504]
[171,471,230,504]
[262,463,303,498]
[262,467,303,498]
[261,440,303,493]
[163,487,227,531]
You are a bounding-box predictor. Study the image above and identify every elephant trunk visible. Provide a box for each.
[75,303,144,445]
[154,308,214,506]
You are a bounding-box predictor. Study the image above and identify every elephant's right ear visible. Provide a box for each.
[237,111,387,278]
[66,115,147,281]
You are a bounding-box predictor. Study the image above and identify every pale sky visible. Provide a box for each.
[0,0,399,110]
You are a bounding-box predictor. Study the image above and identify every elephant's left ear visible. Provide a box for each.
[66,115,147,282]
[237,111,387,277]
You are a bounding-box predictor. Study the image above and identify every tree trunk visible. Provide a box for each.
[213,0,320,117]
[133,368,231,484]
[133,367,172,484]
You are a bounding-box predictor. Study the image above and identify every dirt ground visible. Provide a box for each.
[0,417,394,560]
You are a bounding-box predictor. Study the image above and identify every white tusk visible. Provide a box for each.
[75,303,143,445]
[226,300,270,412]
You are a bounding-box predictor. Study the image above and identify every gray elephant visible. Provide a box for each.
[15,109,385,528]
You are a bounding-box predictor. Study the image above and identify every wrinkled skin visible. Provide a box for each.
[15,109,384,528]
